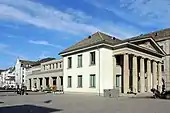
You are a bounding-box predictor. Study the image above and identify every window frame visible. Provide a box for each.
[67,76,72,88]
[77,55,83,68]
[89,74,96,88]
[77,75,83,88]
[68,57,72,69]
[90,51,96,65]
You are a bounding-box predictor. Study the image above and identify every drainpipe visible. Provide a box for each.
[97,46,101,96]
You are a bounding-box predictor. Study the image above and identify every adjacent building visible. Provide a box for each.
[0,70,5,87]
[0,67,16,88]
[59,32,165,95]
[26,58,63,91]
[15,59,35,87]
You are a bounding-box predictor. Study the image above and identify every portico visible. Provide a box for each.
[113,44,164,94]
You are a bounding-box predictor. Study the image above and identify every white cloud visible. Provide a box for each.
[0,0,99,34]
[85,0,170,28]
[0,43,9,50]
[0,0,143,38]
[28,40,63,49]
[0,44,26,59]
[120,0,170,26]
[39,51,50,59]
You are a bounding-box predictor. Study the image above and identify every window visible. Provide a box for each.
[52,64,55,69]
[59,62,62,68]
[68,57,72,68]
[56,63,58,68]
[116,75,120,88]
[90,74,96,88]
[162,61,164,72]
[68,76,72,88]
[77,75,82,88]
[90,52,95,65]
[78,55,82,67]
[49,64,51,69]
[43,65,45,70]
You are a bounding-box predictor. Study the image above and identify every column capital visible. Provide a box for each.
[140,56,145,59]
[146,58,151,61]
[158,61,163,64]
[132,54,137,57]
[123,52,129,55]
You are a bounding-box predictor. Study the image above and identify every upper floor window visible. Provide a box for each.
[90,52,95,65]
[49,64,51,69]
[59,62,62,68]
[43,65,45,70]
[56,63,58,69]
[68,57,72,68]
[52,64,55,69]
[77,55,82,67]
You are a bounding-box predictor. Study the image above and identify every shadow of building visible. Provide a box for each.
[0,105,63,113]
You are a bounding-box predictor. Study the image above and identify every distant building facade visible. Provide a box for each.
[26,58,63,91]
[0,67,15,88]
[15,59,35,87]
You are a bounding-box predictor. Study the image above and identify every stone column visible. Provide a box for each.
[42,78,46,89]
[49,77,53,87]
[123,53,129,93]
[132,55,138,93]
[36,78,40,90]
[31,78,34,90]
[146,59,152,92]
[158,62,162,92]
[113,55,117,89]
[140,57,145,93]
[152,61,157,89]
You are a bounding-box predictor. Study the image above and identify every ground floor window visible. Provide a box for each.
[90,74,96,88]
[77,75,82,88]
[116,75,120,88]
[68,76,72,88]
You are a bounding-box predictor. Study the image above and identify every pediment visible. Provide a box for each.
[129,38,165,55]
[138,41,157,52]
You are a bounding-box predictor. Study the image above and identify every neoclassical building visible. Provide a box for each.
[26,58,63,91]
[131,28,170,90]
[59,32,165,95]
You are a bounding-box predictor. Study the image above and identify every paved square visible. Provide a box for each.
[0,93,170,113]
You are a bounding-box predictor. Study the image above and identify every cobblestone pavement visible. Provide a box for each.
[0,93,170,113]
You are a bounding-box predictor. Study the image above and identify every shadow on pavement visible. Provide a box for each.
[130,96,155,99]
[0,105,63,113]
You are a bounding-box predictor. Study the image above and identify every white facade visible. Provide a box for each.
[15,59,29,87]
[0,72,3,87]
[63,48,121,94]
[0,68,16,88]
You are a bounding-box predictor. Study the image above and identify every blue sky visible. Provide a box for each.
[0,0,170,69]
